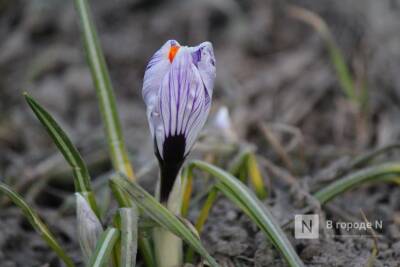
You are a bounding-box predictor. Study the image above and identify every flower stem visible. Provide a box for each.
[154,174,183,267]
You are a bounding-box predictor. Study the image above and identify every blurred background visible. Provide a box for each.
[0,0,400,266]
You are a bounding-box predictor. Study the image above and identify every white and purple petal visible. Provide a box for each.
[190,41,216,99]
[143,40,180,137]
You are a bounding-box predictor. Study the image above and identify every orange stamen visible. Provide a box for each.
[168,45,180,62]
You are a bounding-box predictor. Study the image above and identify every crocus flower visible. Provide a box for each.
[143,40,216,202]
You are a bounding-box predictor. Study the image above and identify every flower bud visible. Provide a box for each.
[142,40,216,202]
[75,193,103,261]
[213,106,237,142]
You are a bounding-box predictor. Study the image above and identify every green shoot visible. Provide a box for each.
[186,187,218,263]
[246,153,268,199]
[24,93,99,216]
[314,162,400,205]
[138,234,156,267]
[0,182,75,267]
[87,227,120,267]
[230,150,268,199]
[194,188,218,233]
[110,175,220,267]
[287,5,363,107]
[348,143,400,169]
[73,0,135,181]
[181,166,194,217]
[190,160,305,267]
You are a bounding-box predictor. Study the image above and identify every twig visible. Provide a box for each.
[360,209,379,267]
[258,156,297,186]
[259,123,294,172]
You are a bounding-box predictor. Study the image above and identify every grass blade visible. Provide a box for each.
[287,5,359,104]
[181,166,194,216]
[186,187,218,263]
[190,160,305,267]
[246,153,268,199]
[110,175,220,267]
[229,150,268,199]
[73,0,135,180]
[87,227,119,267]
[313,163,400,205]
[0,182,75,267]
[349,143,400,169]
[138,234,156,267]
[24,93,90,192]
[24,93,99,215]
[194,188,218,233]
[119,207,139,267]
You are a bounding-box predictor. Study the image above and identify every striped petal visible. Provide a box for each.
[157,47,212,157]
[143,40,180,137]
[191,41,216,99]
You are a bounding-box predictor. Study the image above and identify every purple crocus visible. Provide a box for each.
[143,40,216,202]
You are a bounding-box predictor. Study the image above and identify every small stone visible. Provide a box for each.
[226,210,237,220]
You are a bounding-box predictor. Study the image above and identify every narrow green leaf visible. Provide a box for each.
[109,177,133,208]
[138,234,156,267]
[186,187,218,263]
[73,0,134,180]
[119,207,139,267]
[111,213,122,267]
[24,93,99,215]
[228,150,247,176]
[314,163,400,205]
[190,160,304,267]
[110,175,220,267]
[327,42,357,101]
[349,143,400,169]
[0,182,75,267]
[87,227,119,267]
[288,6,360,105]
[194,188,218,233]
[246,153,268,199]
[181,166,194,216]
[229,150,268,199]
[24,93,91,192]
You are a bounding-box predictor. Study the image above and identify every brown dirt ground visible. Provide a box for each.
[0,0,399,266]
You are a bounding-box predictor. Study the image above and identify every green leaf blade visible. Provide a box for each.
[87,227,120,267]
[24,93,99,215]
[73,0,134,180]
[191,160,305,267]
[110,175,220,267]
[0,182,75,267]
[24,93,91,193]
[314,162,400,205]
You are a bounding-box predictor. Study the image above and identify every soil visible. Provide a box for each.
[0,0,400,266]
